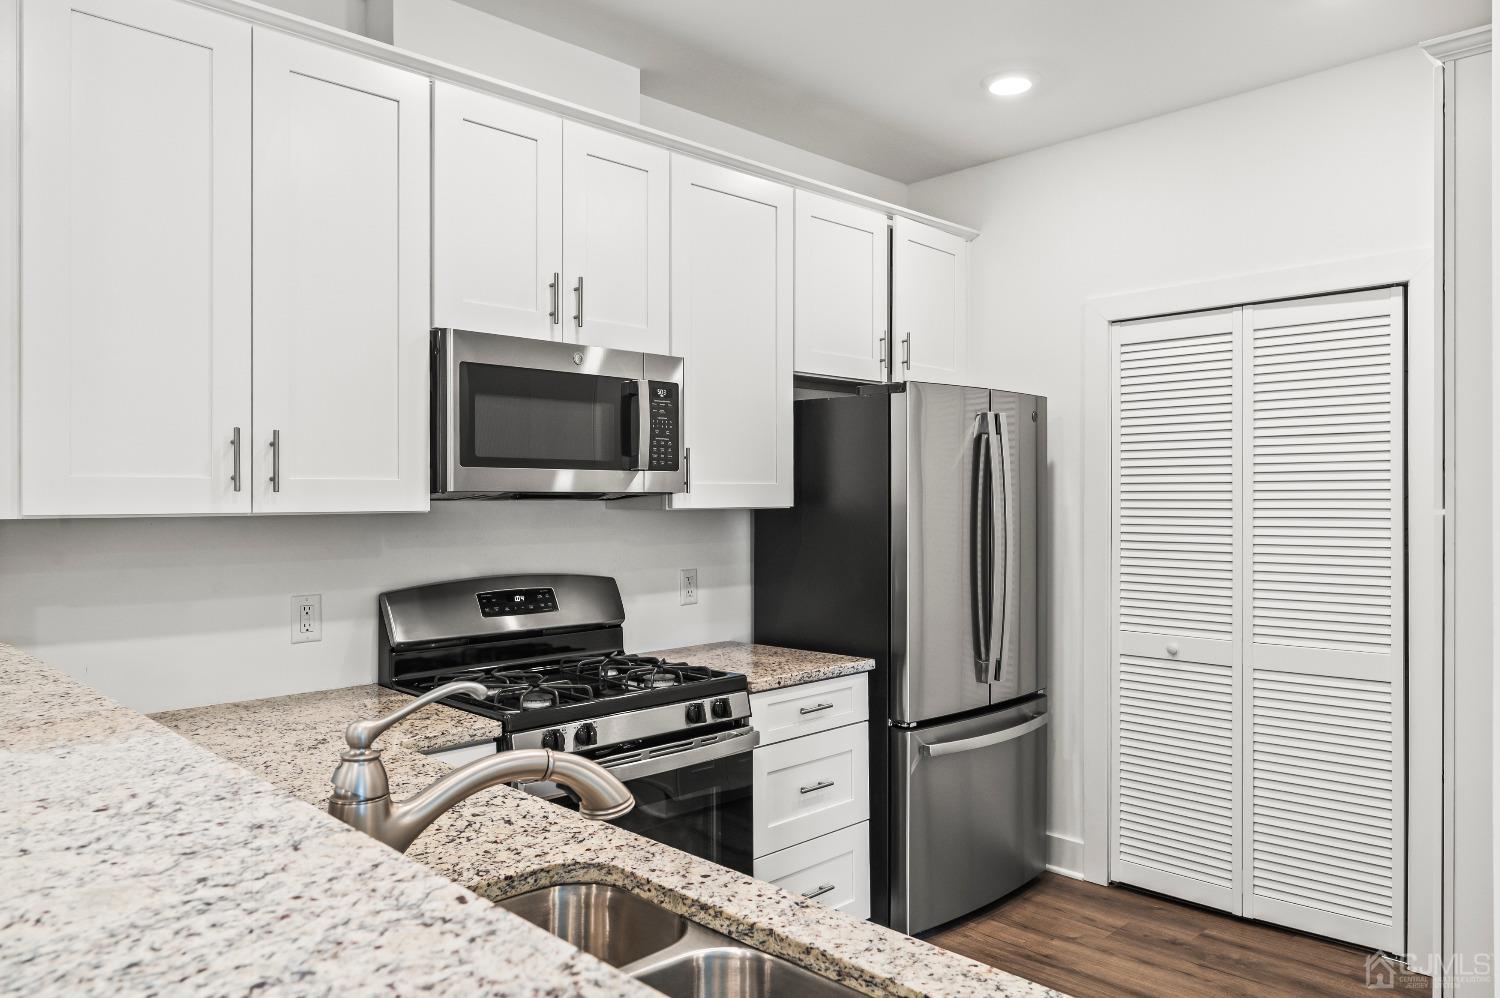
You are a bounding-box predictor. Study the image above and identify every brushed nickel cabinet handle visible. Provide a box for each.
[799,702,834,715]
[230,426,242,492]
[802,883,836,900]
[878,333,887,370]
[902,332,911,369]
[270,429,281,493]
[549,272,560,325]
[573,275,584,328]
[684,446,691,493]
[800,780,834,795]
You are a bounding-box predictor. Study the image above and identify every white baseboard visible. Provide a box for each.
[1046,832,1085,880]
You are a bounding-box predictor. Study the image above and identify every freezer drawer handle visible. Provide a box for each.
[799,702,835,715]
[801,883,837,900]
[920,714,1048,759]
[799,780,835,795]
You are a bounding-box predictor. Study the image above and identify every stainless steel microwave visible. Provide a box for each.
[431,328,685,499]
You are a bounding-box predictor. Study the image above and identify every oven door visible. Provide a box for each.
[433,328,684,496]
[538,728,758,875]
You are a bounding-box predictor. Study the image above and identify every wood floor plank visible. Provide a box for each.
[922,873,1431,998]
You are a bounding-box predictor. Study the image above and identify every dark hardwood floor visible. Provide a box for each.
[923,874,1430,997]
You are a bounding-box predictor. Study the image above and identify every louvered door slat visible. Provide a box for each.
[1243,288,1404,952]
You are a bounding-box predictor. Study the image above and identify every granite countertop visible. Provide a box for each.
[648,641,875,693]
[0,644,650,997]
[2,637,1055,996]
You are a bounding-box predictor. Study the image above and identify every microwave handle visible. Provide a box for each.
[622,380,650,471]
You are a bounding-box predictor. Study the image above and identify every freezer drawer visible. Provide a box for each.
[890,697,1047,934]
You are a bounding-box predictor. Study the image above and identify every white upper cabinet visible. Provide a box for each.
[794,191,889,382]
[562,122,670,354]
[252,29,431,514]
[20,0,252,516]
[432,83,562,339]
[892,216,969,385]
[669,156,794,509]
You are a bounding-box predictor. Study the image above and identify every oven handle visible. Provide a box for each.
[596,728,760,784]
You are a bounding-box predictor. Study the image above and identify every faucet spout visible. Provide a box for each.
[325,683,634,853]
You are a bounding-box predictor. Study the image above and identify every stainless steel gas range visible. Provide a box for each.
[378,574,757,874]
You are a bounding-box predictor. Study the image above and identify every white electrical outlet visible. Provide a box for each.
[292,594,322,644]
[680,569,698,606]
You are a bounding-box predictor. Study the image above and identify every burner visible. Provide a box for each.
[520,687,557,710]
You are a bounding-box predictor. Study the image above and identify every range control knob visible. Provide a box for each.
[710,697,733,720]
[685,702,707,725]
[541,729,566,751]
[574,722,598,748]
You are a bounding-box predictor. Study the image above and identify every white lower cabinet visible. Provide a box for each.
[754,822,871,920]
[751,674,871,916]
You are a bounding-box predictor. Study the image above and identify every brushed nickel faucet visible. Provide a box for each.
[326,681,634,853]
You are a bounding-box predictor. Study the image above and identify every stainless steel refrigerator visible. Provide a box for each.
[754,381,1047,934]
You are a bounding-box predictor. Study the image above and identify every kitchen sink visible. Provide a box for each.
[633,947,860,998]
[495,883,859,995]
[497,883,689,968]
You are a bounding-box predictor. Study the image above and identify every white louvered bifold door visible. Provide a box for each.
[1109,308,1242,912]
[1242,288,1405,951]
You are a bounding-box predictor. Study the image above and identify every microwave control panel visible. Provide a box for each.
[647,381,680,471]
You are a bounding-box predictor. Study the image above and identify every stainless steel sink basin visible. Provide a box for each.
[495,882,860,995]
[634,947,861,998]
[496,883,689,968]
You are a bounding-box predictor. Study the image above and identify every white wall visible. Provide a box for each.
[907,47,1439,875]
[0,504,751,713]
[640,97,907,205]
[366,0,640,121]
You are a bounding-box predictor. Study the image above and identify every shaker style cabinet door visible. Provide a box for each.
[251,29,431,513]
[892,216,968,385]
[668,156,794,509]
[562,121,670,354]
[432,82,562,339]
[20,0,252,516]
[793,191,889,382]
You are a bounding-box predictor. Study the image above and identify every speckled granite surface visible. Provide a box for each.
[649,641,874,693]
[151,656,1058,996]
[0,644,652,997]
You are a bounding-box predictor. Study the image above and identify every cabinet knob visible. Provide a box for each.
[1165,642,1180,657]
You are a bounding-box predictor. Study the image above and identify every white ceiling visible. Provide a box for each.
[456,0,1488,183]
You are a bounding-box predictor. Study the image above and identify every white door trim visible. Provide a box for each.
[1080,247,1441,967]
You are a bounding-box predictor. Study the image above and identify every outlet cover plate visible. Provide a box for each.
[292,594,322,644]
[680,569,698,606]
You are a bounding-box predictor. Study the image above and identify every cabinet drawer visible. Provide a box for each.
[754,822,870,920]
[750,673,868,745]
[753,723,869,857]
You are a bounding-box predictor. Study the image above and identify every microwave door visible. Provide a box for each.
[439,329,648,495]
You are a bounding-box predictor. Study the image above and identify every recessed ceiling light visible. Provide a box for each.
[986,74,1033,97]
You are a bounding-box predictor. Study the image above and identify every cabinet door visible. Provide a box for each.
[252,29,430,513]
[562,122,669,354]
[794,191,888,382]
[669,156,793,509]
[892,216,968,385]
[433,83,562,339]
[20,0,251,516]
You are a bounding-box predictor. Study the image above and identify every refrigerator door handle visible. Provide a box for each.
[920,713,1048,759]
[970,413,994,674]
[988,411,1017,684]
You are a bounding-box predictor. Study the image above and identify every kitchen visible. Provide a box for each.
[0,0,1492,995]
